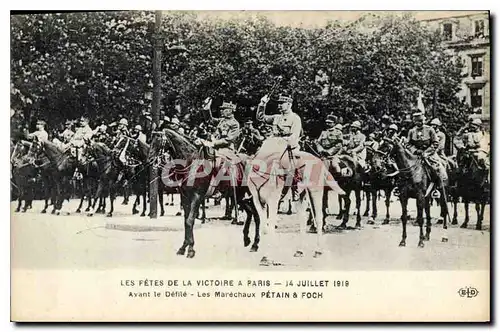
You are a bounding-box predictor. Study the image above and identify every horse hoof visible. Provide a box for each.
[382,219,390,225]
[56,211,61,216]
[15,208,20,213]
[176,249,185,256]
[441,237,448,243]
[294,250,304,258]
[85,207,90,212]
[51,210,56,215]
[355,223,362,229]
[41,210,47,214]
[169,203,174,206]
[236,221,244,226]
[186,250,195,259]
[424,235,430,241]
[22,209,27,213]
[140,213,146,217]
[250,245,259,252]
[76,209,81,213]
[313,251,322,258]
[244,238,251,247]
[443,225,448,230]
[399,241,406,247]
[106,213,113,217]
[231,220,238,225]
[363,211,369,217]
[132,210,139,215]
[460,223,468,229]
[418,241,425,248]
[87,213,94,217]
[175,212,182,216]
[286,210,292,215]
[367,219,375,225]
[475,225,482,231]
[436,218,444,225]
[160,211,165,217]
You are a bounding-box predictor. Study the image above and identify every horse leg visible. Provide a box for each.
[339,192,350,229]
[416,193,425,248]
[107,183,115,217]
[158,186,165,217]
[451,194,458,225]
[399,195,408,247]
[363,190,370,217]
[424,197,432,241]
[16,194,22,212]
[336,195,343,220]
[241,200,252,247]
[185,191,203,258]
[76,186,84,213]
[140,189,147,217]
[177,194,190,256]
[461,200,469,228]
[475,203,483,230]
[320,188,329,231]
[87,182,104,216]
[382,188,391,224]
[310,189,325,258]
[354,189,362,228]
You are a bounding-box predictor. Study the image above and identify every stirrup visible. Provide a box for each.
[431,190,441,199]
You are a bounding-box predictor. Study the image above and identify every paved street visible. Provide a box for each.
[11,195,490,271]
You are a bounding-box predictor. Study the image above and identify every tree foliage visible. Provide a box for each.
[11,11,467,135]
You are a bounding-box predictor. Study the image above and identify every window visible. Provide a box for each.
[474,20,485,38]
[470,87,483,108]
[471,56,483,77]
[443,23,453,41]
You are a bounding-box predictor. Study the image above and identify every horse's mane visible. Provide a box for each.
[162,128,198,159]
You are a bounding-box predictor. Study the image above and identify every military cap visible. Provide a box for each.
[388,124,398,131]
[37,119,46,126]
[334,124,343,130]
[351,120,362,129]
[278,95,293,104]
[471,118,482,126]
[220,102,237,111]
[326,114,337,123]
[171,117,180,125]
[134,124,142,131]
[430,118,442,126]
[119,118,128,126]
[412,112,425,120]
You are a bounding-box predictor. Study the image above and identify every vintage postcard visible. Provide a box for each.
[10,10,490,322]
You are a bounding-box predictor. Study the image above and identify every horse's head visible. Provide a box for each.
[161,128,199,160]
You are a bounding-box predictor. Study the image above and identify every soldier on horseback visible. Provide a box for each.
[26,119,49,143]
[344,120,369,172]
[255,94,302,157]
[203,102,241,159]
[131,124,147,145]
[406,112,447,194]
[459,118,489,171]
[316,115,343,174]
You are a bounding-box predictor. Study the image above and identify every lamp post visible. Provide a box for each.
[149,10,189,219]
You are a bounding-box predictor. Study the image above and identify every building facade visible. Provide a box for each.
[420,12,491,128]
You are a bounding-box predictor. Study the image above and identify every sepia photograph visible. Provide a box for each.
[10,9,491,322]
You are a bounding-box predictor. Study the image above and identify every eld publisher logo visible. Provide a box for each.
[458,287,479,298]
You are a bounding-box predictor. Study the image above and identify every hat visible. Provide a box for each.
[278,95,293,104]
[368,133,376,139]
[37,120,46,126]
[171,117,180,125]
[403,115,412,123]
[412,112,425,120]
[134,124,142,131]
[220,102,236,111]
[326,114,337,123]
[351,121,362,129]
[245,118,253,124]
[388,124,398,131]
[65,119,72,125]
[80,117,89,123]
[164,116,171,122]
[119,118,128,126]
[430,118,442,126]
[334,124,343,130]
[471,118,482,126]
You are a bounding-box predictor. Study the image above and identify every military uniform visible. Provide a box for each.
[212,116,240,149]
[27,129,49,142]
[345,122,367,169]
[61,128,74,143]
[407,116,447,187]
[317,126,343,157]
[463,123,489,169]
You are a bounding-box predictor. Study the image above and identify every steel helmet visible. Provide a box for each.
[334,124,343,130]
[171,117,180,125]
[134,124,142,131]
[471,118,482,126]
[351,121,362,129]
[430,118,442,126]
[388,124,398,131]
[119,118,128,126]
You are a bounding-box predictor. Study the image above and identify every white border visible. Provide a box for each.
[2,0,497,330]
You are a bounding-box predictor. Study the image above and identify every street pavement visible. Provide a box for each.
[11,194,490,271]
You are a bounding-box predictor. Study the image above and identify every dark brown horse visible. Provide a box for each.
[160,128,259,258]
[363,146,396,225]
[456,150,489,230]
[384,137,450,247]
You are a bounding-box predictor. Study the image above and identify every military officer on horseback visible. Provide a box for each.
[344,120,368,172]
[132,124,147,145]
[61,120,75,144]
[26,119,49,143]
[406,112,447,193]
[204,102,241,158]
[430,118,446,158]
[459,118,489,170]
[255,94,302,156]
[316,114,343,158]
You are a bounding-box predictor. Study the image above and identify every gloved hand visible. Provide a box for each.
[260,94,270,106]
